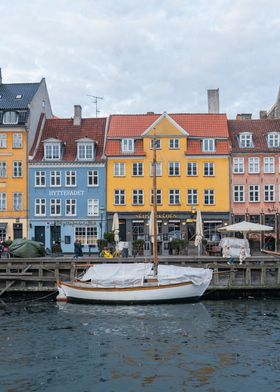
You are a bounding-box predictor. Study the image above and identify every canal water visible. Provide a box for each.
[0,299,279,392]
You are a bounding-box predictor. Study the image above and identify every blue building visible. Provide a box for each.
[28,105,106,254]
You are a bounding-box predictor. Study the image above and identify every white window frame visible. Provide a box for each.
[13,161,22,177]
[50,171,61,187]
[65,171,76,187]
[35,171,46,187]
[249,185,260,202]
[65,199,77,216]
[114,190,126,205]
[0,161,7,178]
[77,142,94,160]
[132,162,144,176]
[187,189,198,205]
[150,139,161,149]
[121,139,134,153]
[12,133,23,148]
[150,189,162,205]
[75,226,98,245]
[203,162,214,176]
[187,162,198,176]
[204,189,215,205]
[233,185,245,203]
[233,157,244,174]
[239,133,253,148]
[168,162,180,176]
[13,192,23,211]
[0,134,7,148]
[169,139,180,149]
[132,189,144,205]
[88,199,99,216]
[87,170,99,187]
[202,139,215,152]
[169,189,180,205]
[0,193,6,211]
[264,185,275,202]
[114,162,125,177]
[35,198,46,216]
[44,143,61,160]
[267,133,280,148]
[3,111,18,125]
[150,162,162,177]
[50,199,61,216]
[264,157,275,173]
[248,157,260,174]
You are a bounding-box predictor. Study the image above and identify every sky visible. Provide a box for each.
[1,0,280,119]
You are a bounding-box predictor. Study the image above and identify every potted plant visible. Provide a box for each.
[97,239,108,253]
[132,239,145,256]
[169,239,188,255]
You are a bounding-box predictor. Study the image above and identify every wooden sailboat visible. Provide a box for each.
[57,129,213,304]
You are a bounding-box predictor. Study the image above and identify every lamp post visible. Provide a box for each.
[99,207,104,240]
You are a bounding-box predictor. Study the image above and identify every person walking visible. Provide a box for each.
[74,240,80,259]
[78,240,83,257]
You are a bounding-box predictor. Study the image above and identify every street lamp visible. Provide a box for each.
[99,207,105,240]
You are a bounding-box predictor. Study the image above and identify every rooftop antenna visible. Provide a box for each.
[87,94,104,117]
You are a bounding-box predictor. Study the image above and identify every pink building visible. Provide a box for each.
[228,119,280,251]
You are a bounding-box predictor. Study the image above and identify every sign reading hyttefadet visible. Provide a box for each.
[49,190,85,196]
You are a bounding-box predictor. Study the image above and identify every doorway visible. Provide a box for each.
[13,223,23,239]
[35,226,45,246]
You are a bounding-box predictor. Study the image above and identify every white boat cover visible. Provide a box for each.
[79,263,212,288]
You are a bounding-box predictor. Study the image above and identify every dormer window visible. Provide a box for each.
[76,138,95,161]
[15,94,22,99]
[121,138,134,153]
[267,132,280,148]
[44,140,62,160]
[3,111,18,125]
[239,132,253,148]
[202,138,215,152]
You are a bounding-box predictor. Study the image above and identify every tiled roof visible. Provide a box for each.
[0,82,40,109]
[106,139,145,157]
[106,113,229,138]
[31,117,106,162]
[186,139,230,155]
[228,119,280,152]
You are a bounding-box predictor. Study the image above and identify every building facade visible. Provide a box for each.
[105,112,230,255]
[228,119,280,251]
[0,69,52,241]
[28,106,106,253]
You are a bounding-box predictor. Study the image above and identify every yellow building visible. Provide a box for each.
[0,71,52,241]
[105,112,230,255]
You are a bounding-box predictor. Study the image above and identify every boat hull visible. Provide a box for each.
[58,280,209,304]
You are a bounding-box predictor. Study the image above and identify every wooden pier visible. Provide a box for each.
[0,256,279,300]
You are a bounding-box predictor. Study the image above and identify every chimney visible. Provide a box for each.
[207,88,219,113]
[259,110,268,119]
[236,113,252,120]
[0,68,2,84]
[73,105,82,126]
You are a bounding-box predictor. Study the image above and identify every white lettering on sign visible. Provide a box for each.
[48,190,85,196]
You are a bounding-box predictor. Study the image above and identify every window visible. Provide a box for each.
[187,162,198,176]
[132,162,143,176]
[114,162,125,176]
[13,161,22,177]
[0,162,6,177]
[3,111,18,124]
[233,158,244,174]
[204,189,215,205]
[264,185,275,202]
[0,193,6,211]
[35,171,46,187]
[15,94,22,99]
[132,189,144,205]
[187,189,198,205]
[264,157,275,173]
[169,189,180,205]
[204,162,214,176]
[249,185,260,202]
[75,226,98,245]
[65,171,76,187]
[151,189,162,205]
[13,193,23,210]
[150,139,161,149]
[87,170,98,186]
[78,143,94,160]
[50,199,61,216]
[168,162,180,176]
[88,199,99,216]
[202,139,215,152]
[114,190,125,205]
[233,185,245,202]
[150,162,162,176]
[267,133,280,148]
[169,139,179,149]
[44,143,61,160]
[239,133,253,148]
[13,133,22,148]
[0,134,7,148]
[50,171,61,187]
[121,139,134,152]
[248,157,260,174]
[35,199,46,216]
[132,222,145,240]
[65,199,77,216]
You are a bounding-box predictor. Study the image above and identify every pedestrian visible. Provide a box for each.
[78,240,83,257]
[239,246,246,265]
[224,245,234,265]
[74,239,79,259]
[0,241,3,258]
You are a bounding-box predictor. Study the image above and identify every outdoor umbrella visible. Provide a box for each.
[194,210,203,255]
[112,213,120,243]
[149,210,155,243]
[217,221,273,233]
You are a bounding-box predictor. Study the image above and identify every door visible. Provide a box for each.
[13,223,23,239]
[50,225,61,247]
[35,226,45,246]
[119,219,126,241]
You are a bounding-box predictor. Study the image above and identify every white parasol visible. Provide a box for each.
[112,213,120,243]
[149,210,155,243]
[218,221,273,233]
[194,210,203,255]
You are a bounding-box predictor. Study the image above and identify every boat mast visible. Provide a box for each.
[153,128,158,276]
